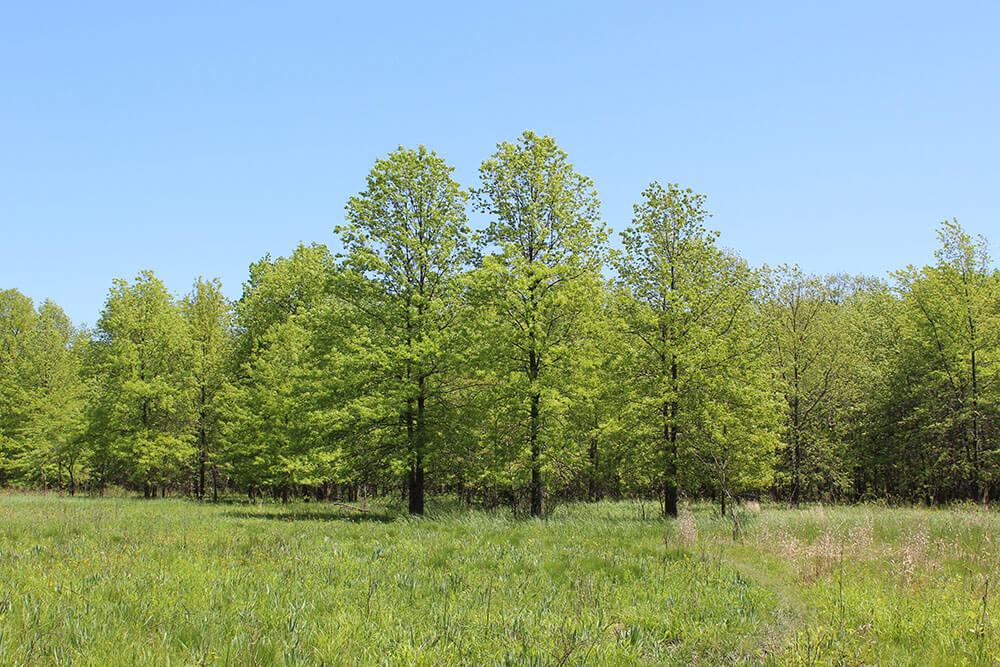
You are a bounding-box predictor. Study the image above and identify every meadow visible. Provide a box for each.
[0,494,998,665]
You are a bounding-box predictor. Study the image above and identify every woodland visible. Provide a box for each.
[2,131,998,517]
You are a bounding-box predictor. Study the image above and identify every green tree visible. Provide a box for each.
[0,292,90,490]
[687,298,781,517]
[338,145,473,515]
[472,131,606,517]
[181,277,233,501]
[613,183,779,517]
[0,289,38,486]
[765,266,861,504]
[225,244,337,498]
[19,301,89,491]
[224,317,313,499]
[887,221,999,501]
[88,271,194,496]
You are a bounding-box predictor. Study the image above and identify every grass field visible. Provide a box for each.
[0,495,998,665]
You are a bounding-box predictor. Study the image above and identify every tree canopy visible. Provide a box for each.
[3,135,998,514]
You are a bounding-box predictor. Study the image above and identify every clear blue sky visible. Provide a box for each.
[2,1,998,326]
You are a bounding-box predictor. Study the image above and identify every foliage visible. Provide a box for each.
[0,292,88,490]
[471,130,607,516]
[1,137,997,508]
[86,272,195,494]
[612,183,781,516]
[336,145,475,514]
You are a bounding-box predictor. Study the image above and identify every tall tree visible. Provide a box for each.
[224,317,313,499]
[687,293,782,517]
[888,220,999,501]
[472,131,606,517]
[0,290,37,486]
[88,272,194,496]
[0,292,89,490]
[19,301,89,491]
[613,183,778,517]
[765,266,859,504]
[225,244,337,499]
[338,145,473,515]
[181,277,233,501]
[562,288,628,502]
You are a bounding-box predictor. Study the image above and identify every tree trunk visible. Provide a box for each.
[791,351,802,507]
[409,383,426,515]
[409,455,424,515]
[199,385,207,500]
[529,390,543,517]
[664,482,678,519]
[663,355,679,518]
[588,436,600,501]
[970,345,981,500]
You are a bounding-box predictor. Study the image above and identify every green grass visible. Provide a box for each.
[0,495,998,665]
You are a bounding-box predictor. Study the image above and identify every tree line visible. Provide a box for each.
[2,132,998,516]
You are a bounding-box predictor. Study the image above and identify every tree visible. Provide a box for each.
[338,145,474,515]
[562,288,629,502]
[19,301,89,492]
[181,277,233,501]
[88,271,194,496]
[224,244,337,498]
[886,220,999,501]
[0,292,88,491]
[765,266,860,504]
[472,131,606,517]
[613,183,779,517]
[223,317,313,499]
[687,298,781,518]
[0,290,38,486]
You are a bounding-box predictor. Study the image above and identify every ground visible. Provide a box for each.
[0,494,997,665]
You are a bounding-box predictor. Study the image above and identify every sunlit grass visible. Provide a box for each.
[0,494,998,664]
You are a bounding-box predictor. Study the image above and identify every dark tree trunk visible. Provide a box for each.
[409,455,424,515]
[790,354,801,507]
[663,355,679,518]
[588,437,600,501]
[529,390,543,517]
[409,384,426,515]
[664,483,678,518]
[970,343,981,500]
[199,385,207,500]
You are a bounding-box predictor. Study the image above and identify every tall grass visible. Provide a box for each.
[0,495,997,664]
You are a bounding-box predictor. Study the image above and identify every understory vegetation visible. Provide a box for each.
[2,131,999,516]
[0,495,997,665]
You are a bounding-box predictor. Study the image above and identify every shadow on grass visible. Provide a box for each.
[224,509,397,524]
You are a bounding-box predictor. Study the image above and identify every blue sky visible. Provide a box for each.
[2,1,998,325]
